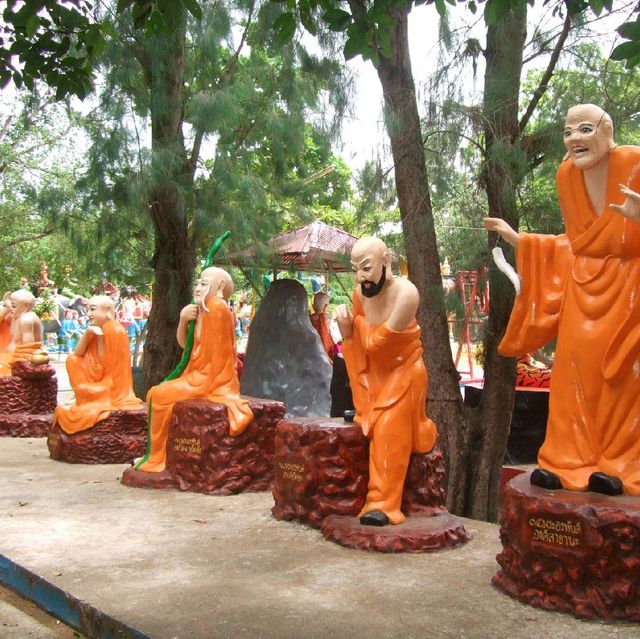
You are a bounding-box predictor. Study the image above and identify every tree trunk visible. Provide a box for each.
[373,5,467,508]
[141,11,196,393]
[469,2,528,520]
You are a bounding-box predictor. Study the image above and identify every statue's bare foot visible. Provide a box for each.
[588,472,623,496]
[530,468,562,490]
[359,510,389,526]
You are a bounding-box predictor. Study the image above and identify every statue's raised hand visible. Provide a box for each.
[483,217,520,248]
[332,304,353,339]
[610,184,640,222]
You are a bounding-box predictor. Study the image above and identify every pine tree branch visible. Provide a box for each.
[518,10,572,135]
[0,229,54,251]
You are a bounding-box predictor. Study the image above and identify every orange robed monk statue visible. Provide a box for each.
[54,296,143,433]
[135,267,253,473]
[333,237,438,526]
[0,289,43,376]
[484,103,640,497]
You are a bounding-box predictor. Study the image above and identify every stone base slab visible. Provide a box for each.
[48,409,148,464]
[321,512,471,553]
[493,472,640,621]
[272,417,448,528]
[121,398,285,495]
[0,413,53,437]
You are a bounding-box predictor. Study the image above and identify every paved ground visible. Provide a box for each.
[0,436,639,639]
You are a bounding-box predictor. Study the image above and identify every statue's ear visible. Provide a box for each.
[217,279,226,297]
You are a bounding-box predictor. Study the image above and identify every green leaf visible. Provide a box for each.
[321,8,351,31]
[299,9,317,35]
[273,12,296,44]
[180,0,203,20]
[610,40,640,62]
[25,15,39,37]
[588,0,604,15]
[618,19,640,42]
[468,0,477,14]
[434,0,446,16]
[343,29,369,60]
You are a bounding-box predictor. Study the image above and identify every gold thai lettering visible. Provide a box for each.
[278,461,304,482]
[172,437,202,454]
[528,517,582,548]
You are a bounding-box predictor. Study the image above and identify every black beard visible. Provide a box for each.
[361,266,387,298]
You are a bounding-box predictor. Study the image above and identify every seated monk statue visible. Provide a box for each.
[54,296,143,433]
[0,289,43,376]
[309,291,336,362]
[484,103,640,496]
[135,266,253,473]
[333,237,438,526]
[0,293,12,352]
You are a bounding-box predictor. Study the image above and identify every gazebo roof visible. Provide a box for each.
[222,221,358,273]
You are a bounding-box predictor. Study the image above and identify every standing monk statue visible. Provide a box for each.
[333,237,438,526]
[484,103,640,496]
[54,296,142,433]
[0,289,42,376]
[135,267,253,473]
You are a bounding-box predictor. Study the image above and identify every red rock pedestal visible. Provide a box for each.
[121,398,285,495]
[0,361,57,437]
[272,417,470,552]
[493,472,640,621]
[48,409,148,464]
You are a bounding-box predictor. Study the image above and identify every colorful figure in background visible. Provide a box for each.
[54,296,142,433]
[0,290,42,376]
[0,293,12,352]
[310,291,336,362]
[333,237,438,526]
[58,309,81,353]
[484,103,640,496]
[135,267,253,473]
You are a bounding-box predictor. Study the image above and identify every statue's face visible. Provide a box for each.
[10,292,33,314]
[351,241,388,298]
[193,274,214,306]
[563,105,612,171]
[87,298,112,326]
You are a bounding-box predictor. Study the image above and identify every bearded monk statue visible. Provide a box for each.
[54,295,143,433]
[134,267,253,473]
[333,237,438,526]
[484,103,640,496]
[0,289,42,376]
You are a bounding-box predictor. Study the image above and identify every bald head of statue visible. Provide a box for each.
[563,103,616,171]
[194,267,234,310]
[87,295,115,327]
[10,289,36,316]
[351,237,392,299]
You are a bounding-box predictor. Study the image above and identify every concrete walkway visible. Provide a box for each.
[0,436,639,639]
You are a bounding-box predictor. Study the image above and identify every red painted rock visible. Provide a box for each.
[121,398,285,495]
[0,362,57,437]
[322,512,471,553]
[493,472,640,621]
[272,417,449,528]
[48,409,148,464]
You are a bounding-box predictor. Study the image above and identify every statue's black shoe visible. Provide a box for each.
[359,510,389,527]
[588,472,623,496]
[530,468,562,490]
[343,409,355,423]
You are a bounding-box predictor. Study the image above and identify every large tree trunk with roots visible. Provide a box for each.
[371,4,468,511]
[141,12,196,393]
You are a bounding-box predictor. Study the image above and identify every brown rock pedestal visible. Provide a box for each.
[121,398,285,495]
[0,361,57,437]
[272,417,470,552]
[48,409,148,464]
[493,472,640,621]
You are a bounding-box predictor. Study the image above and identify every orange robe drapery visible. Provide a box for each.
[136,297,253,473]
[0,341,41,377]
[0,316,11,352]
[342,293,438,524]
[310,311,336,362]
[54,319,142,434]
[500,146,640,494]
